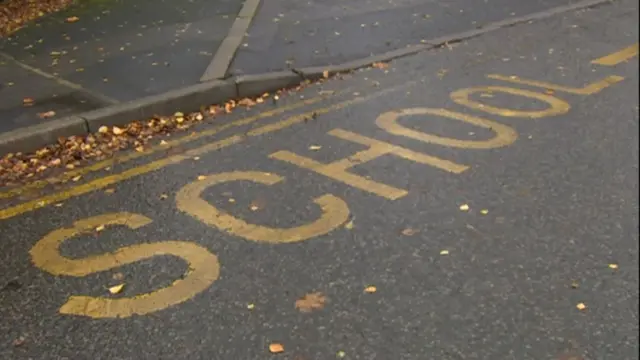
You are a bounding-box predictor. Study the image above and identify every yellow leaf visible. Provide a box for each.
[295,292,327,313]
[197,175,207,180]
[364,285,377,293]
[159,194,168,200]
[108,284,124,294]
[609,263,618,269]
[95,225,105,232]
[322,70,329,78]
[250,205,259,211]
[135,146,144,152]
[112,126,124,135]
[269,343,284,353]
[480,209,489,215]
[71,175,82,182]
[247,303,255,310]
[459,204,470,211]
[98,126,109,134]
[344,220,354,229]
[174,112,184,117]
[104,188,115,194]
[440,250,449,255]
[337,351,346,358]
[66,16,80,23]
[576,302,586,310]
[309,145,322,151]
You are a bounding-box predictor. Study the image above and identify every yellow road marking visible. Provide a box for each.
[487,74,625,95]
[270,128,468,200]
[592,43,639,66]
[176,171,350,243]
[450,86,571,118]
[0,83,412,220]
[0,96,324,200]
[376,108,518,149]
[30,212,220,318]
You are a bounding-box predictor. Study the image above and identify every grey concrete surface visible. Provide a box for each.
[1,1,638,359]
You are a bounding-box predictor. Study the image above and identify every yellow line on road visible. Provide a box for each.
[0,97,324,200]
[0,83,413,221]
[592,43,639,66]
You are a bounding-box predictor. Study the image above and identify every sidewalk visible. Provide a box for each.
[0,0,243,134]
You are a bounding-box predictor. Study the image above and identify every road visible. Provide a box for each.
[1,1,638,359]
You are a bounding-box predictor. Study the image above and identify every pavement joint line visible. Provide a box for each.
[0,81,414,221]
[0,52,118,106]
[200,0,262,82]
[0,0,618,158]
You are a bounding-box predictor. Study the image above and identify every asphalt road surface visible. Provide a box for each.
[1,1,638,359]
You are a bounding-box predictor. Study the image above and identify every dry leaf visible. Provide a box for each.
[250,205,259,211]
[159,194,168,199]
[309,145,322,151]
[269,343,284,354]
[459,204,470,211]
[295,292,327,313]
[344,220,354,229]
[22,97,34,106]
[197,175,207,180]
[98,126,109,134]
[401,228,418,236]
[238,98,256,107]
[112,272,124,280]
[95,225,105,232]
[112,126,124,135]
[440,250,450,255]
[108,284,124,294]
[71,175,82,182]
[37,110,56,119]
[480,209,489,215]
[66,16,79,23]
[104,188,115,194]
[571,281,579,289]
[322,70,329,78]
[337,351,346,358]
[364,286,377,293]
[608,264,618,269]
[247,303,255,310]
[160,140,168,146]
[576,303,586,310]
[372,62,389,69]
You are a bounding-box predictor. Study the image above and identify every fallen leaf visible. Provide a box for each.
[160,140,168,146]
[609,264,618,269]
[37,110,56,119]
[112,272,124,280]
[98,126,109,134]
[238,98,256,107]
[247,303,255,310]
[71,175,82,182]
[344,220,354,229]
[364,285,377,293]
[66,16,79,23]
[269,343,284,354]
[322,70,329,79]
[112,126,124,135]
[571,281,579,289]
[401,228,418,236]
[576,302,586,311]
[337,350,346,358]
[108,284,124,294]
[95,225,105,232]
[440,250,450,255]
[250,205,259,211]
[159,194,168,200]
[104,188,115,194]
[309,145,322,151]
[295,292,327,313]
[459,204,470,211]
[480,209,489,215]
[372,62,388,69]
[54,203,64,207]
[12,336,26,347]
[22,97,35,106]
[197,175,207,180]
[135,146,144,152]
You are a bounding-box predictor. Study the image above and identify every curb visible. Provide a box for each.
[0,0,615,156]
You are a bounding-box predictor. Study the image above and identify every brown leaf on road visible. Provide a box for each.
[269,343,284,354]
[364,285,377,293]
[22,97,34,106]
[295,292,327,313]
[371,62,389,69]
[65,16,79,23]
[401,228,418,236]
